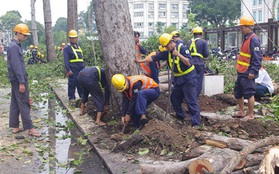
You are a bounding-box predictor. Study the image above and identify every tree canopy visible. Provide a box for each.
[0,10,22,30]
[188,0,241,28]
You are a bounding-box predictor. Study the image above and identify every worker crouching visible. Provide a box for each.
[111,74,160,130]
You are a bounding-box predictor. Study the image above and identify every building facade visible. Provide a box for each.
[128,0,189,38]
[241,0,279,23]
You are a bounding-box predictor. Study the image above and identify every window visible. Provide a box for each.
[159,12,166,17]
[258,10,262,22]
[148,3,154,10]
[148,11,154,18]
[134,3,143,9]
[148,22,154,28]
[159,3,166,10]
[134,12,143,17]
[183,4,188,10]
[171,12,179,18]
[134,22,143,28]
[171,4,179,10]
[259,0,262,5]
[148,31,154,37]
[253,0,257,6]
[183,12,187,18]
[253,11,257,20]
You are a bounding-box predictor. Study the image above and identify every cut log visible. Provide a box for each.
[258,146,279,174]
[159,70,169,76]
[220,136,279,174]
[182,145,213,161]
[195,131,263,152]
[159,83,172,93]
[205,139,228,148]
[159,74,170,83]
[188,159,214,174]
[141,148,246,174]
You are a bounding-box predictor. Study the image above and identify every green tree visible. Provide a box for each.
[188,0,241,28]
[0,10,22,30]
[53,17,67,32]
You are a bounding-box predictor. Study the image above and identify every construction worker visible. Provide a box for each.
[61,43,66,51]
[187,26,210,97]
[7,23,41,137]
[170,31,185,46]
[140,45,166,83]
[111,74,160,129]
[77,66,110,126]
[233,16,262,121]
[25,45,34,59]
[135,33,201,127]
[134,31,147,59]
[63,30,85,102]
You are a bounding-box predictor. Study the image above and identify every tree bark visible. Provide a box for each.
[220,136,279,174]
[30,0,38,46]
[93,0,143,111]
[67,0,78,41]
[43,0,57,62]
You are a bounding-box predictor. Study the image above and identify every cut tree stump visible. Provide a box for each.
[188,159,214,174]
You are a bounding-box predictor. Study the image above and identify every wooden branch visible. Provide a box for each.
[205,139,228,148]
[258,146,279,174]
[220,136,279,174]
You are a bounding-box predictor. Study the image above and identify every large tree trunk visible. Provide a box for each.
[67,0,78,42]
[43,0,57,62]
[93,0,143,111]
[30,0,38,46]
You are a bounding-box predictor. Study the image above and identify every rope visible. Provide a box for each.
[241,0,279,50]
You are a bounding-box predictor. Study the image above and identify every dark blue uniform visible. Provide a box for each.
[63,43,85,100]
[176,39,185,46]
[77,67,110,112]
[121,80,160,128]
[7,39,34,130]
[187,36,210,96]
[152,44,201,126]
[234,32,262,99]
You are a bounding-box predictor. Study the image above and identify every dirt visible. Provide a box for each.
[86,94,279,161]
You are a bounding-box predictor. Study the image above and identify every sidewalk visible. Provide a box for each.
[52,79,142,174]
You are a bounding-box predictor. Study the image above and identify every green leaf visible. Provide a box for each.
[138,148,149,155]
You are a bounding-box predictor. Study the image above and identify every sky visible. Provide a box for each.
[0,0,90,25]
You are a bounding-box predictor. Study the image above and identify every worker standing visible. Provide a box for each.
[134,31,147,58]
[77,66,110,126]
[233,16,262,121]
[63,30,85,102]
[187,27,210,97]
[7,23,41,137]
[135,33,201,127]
[111,74,160,129]
[170,31,185,46]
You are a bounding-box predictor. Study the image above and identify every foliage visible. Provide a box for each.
[53,30,67,47]
[0,10,22,30]
[52,17,67,33]
[188,0,241,28]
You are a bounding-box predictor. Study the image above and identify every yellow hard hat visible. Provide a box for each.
[57,46,61,50]
[37,52,41,56]
[62,43,66,46]
[170,31,180,37]
[68,30,78,38]
[35,46,38,49]
[239,16,255,26]
[159,33,172,47]
[29,45,34,49]
[192,27,203,34]
[41,54,44,58]
[14,23,31,35]
[158,45,166,52]
[111,74,127,92]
